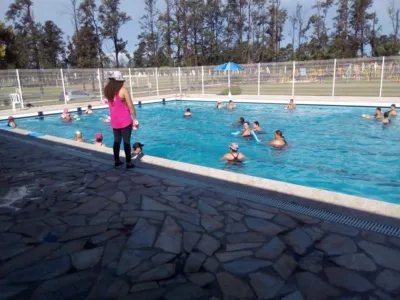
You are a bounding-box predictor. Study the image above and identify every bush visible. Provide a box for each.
[219,86,242,95]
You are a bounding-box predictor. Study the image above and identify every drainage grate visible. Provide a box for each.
[2,131,400,238]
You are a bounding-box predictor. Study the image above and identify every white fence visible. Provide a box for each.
[0,56,399,110]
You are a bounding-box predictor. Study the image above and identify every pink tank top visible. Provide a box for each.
[108,93,132,129]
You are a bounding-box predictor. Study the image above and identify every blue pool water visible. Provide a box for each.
[5,101,400,203]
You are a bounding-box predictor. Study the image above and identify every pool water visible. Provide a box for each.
[6,101,400,204]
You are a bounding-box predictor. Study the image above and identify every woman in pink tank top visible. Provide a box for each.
[104,71,138,169]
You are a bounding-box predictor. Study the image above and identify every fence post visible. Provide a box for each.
[178,67,182,95]
[292,61,295,98]
[379,56,385,98]
[97,68,103,102]
[60,69,67,105]
[332,59,337,98]
[155,68,159,96]
[128,68,133,97]
[202,66,204,95]
[15,69,24,108]
[258,63,261,96]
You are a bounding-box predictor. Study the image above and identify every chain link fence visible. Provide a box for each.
[1,56,399,110]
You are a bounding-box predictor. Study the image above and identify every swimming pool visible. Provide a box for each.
[4,101,399,204]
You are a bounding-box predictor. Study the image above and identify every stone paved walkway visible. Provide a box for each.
[1,136,400,300]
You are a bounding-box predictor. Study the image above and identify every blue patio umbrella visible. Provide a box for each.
[215,62,244,96]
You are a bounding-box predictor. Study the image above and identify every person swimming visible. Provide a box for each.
[64,113,72,122]
[389,104,397,116]
[184,108,192,117]
[253,121,262,133]
[94,133,105,146]
[86,105,93,114]
[268,130,286,148]
[132,142,144,155]
[227,100,235,110]
[74,131,84,142]
[7,116,17,128]
[362,107,382,119]
[217,102,223,109]
[285,99,296,110]
[234,117,245,127]
[242,122,252,137]
[382,112,391,125]
[61,108,69,119]
[221,143,245,162]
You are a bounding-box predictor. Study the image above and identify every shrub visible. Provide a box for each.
[219,86,242,95]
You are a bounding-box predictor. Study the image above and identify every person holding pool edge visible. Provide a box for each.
[104,71,138,169]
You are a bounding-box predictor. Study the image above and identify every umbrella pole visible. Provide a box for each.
[228,69,231,97]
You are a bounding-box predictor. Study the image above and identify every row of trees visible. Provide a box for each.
[135,0,400,67]
[1,0,399,69]
[0,0,130,69]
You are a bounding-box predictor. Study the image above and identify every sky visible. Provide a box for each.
[0,0,394,55]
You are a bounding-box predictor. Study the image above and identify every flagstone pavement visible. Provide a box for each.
[0,137,400,300]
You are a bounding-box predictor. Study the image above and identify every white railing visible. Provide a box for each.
[0,56,399,109]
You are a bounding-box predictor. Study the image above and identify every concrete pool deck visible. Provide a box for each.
[1,128,400,299]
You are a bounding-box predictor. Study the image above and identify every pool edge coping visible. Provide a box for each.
[1,126,399,228]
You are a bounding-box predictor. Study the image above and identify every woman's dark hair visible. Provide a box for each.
[244,121,250,126]
[384,112,389,118]
[186,108,191,112]
[96,137,103,142]
[254,121,259,126]
[104,79,124,102]
[239,117,244,123]
[392,104,396,108]
[275,130,285,139]
[88,105,92,109]
[377,107,381,112]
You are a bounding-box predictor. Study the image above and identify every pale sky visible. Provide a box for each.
[0,0,394,54]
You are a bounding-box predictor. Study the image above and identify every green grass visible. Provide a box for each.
[219,86,242,95]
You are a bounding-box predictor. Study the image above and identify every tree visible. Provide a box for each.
[295,3,309,58]
[137,0,159,66]
[266,0,287,61]
[388,0,400,45]
[0,22,17,69]
[203,0,224,64]
[99,0,131,68]
[6,0,41,68]
[349,0,374,57]
[289,9,298,58]
[330,0,352,58]
[158,0,174,65]
[80,0,105,68]
[39,21,65,68]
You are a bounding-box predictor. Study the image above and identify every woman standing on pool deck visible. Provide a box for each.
[104,71,138,169]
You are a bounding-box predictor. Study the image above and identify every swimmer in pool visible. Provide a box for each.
[234,117,245,127]
[61,108,69,119]
[74,131,84,142]
[242,122,252,137]
[220,143,245,162]
[285,99,296,110]
[217,102,223,109]
[227,100,235,110]
[7,116,17,128]
[64,113,72,122]
[103,116,111,123]
[268,130,286,148]
[253,121,262,133]
[94,133,105,147]
[184,108,192,117]
[389,104,397,116]
[362,107,382,119]
[132,142,144,155]
[86,105,93,114]
[382,112,391,125]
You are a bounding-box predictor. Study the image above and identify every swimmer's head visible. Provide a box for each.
[290,99,294,103]
[75,131,82,139]
[275,130,284,139]
[229,143,239,152]
[244,121,250,129]
[88,105,92,109]
[133,142,144,152]
[229,100,233,103]
[7,116,15,127]
[384,112,389,118]
[391,104,396,110]
[95,133,103,142]
[376,107,382,112]
[254,121,260,127]
[238,117,244,123]
[63,108,69,113]
[186,108,191,112]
